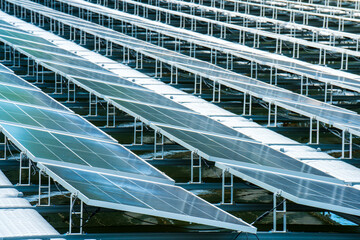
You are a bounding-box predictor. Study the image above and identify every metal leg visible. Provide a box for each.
[3,44,11,62]
[67,81,76,103]
[221,169,233,205]
[242,93,252,116]
[170,66,178,85]
[26,58,32,76]
[106,102,116,128]
[153,130,164,159]
[342,130,353,159]
[69,193,83,235]
[212,81,221,102]
[54,73,63,94]
[273,193,287,233]
[88,93,98,116]
[190,151,202,184]
[0,134,6,160]
[268,102,278,127]
[194,75,202,95]
[38,169,51,206]
[324,83,333,103]
[105,40,113,56]
[133,118,144,145]
[309,118,320,145]
[19,152,31,186]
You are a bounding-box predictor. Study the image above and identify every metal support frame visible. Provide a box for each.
[324,82,333,103]
[38,169,51,206]
[105,40,113,56]
[210,48,217,64]
[221,169,233,205]
[79,30,87,45]
[3,43,11,61]
[93,34,101,52]
[69,193,83,235]
[341,130,353,159]
[242,93,252,116]
[135,51,143,69]
[250,61,258,79]
[0,134,6,160]
[212,81,221,103]
[19,152,31,186]
[309,118,320,145]
[269,66,278,85]
[106,102,116,128]
[88,93,98,116]
[67,80,76,103]
[268,102,278,127]
[133,118,144,145]
[194,74,202,95]
[300,75,309,96]
[35,64,45,84]
[153,130,164,159]
[273,193,287,233]
[12,49,21,68]
[122,46,130,64]
[340,53,349,70]
[154,59,163,78]
[54,73,63,94]
[190,151,202,184]
[26,57,35,76]
[226,53,234,70]
[170,65,178,84]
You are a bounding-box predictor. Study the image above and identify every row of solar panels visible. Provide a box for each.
[18,0,360,139]
[145,0,359,40]
[2,8,360,220]
[5,0,360,174]
[56,0,360,89]
[0,49,254,231]
[0,15,329,178]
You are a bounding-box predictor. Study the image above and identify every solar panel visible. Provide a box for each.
[38,162,256,233]
[72,77,190,111]
[217,163,360,216]
[0,84,67,111]
[0,71,37,88]
[2,9,359,221]
[0,101,110,141]
[111,99,248,137]
[158,125,331,177]
[0,12,338,180]
[1,123,170,182]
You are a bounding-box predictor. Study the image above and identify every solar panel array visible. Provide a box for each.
[0,58,254,231]
[10,0,360,139]
[1,0,360,233]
